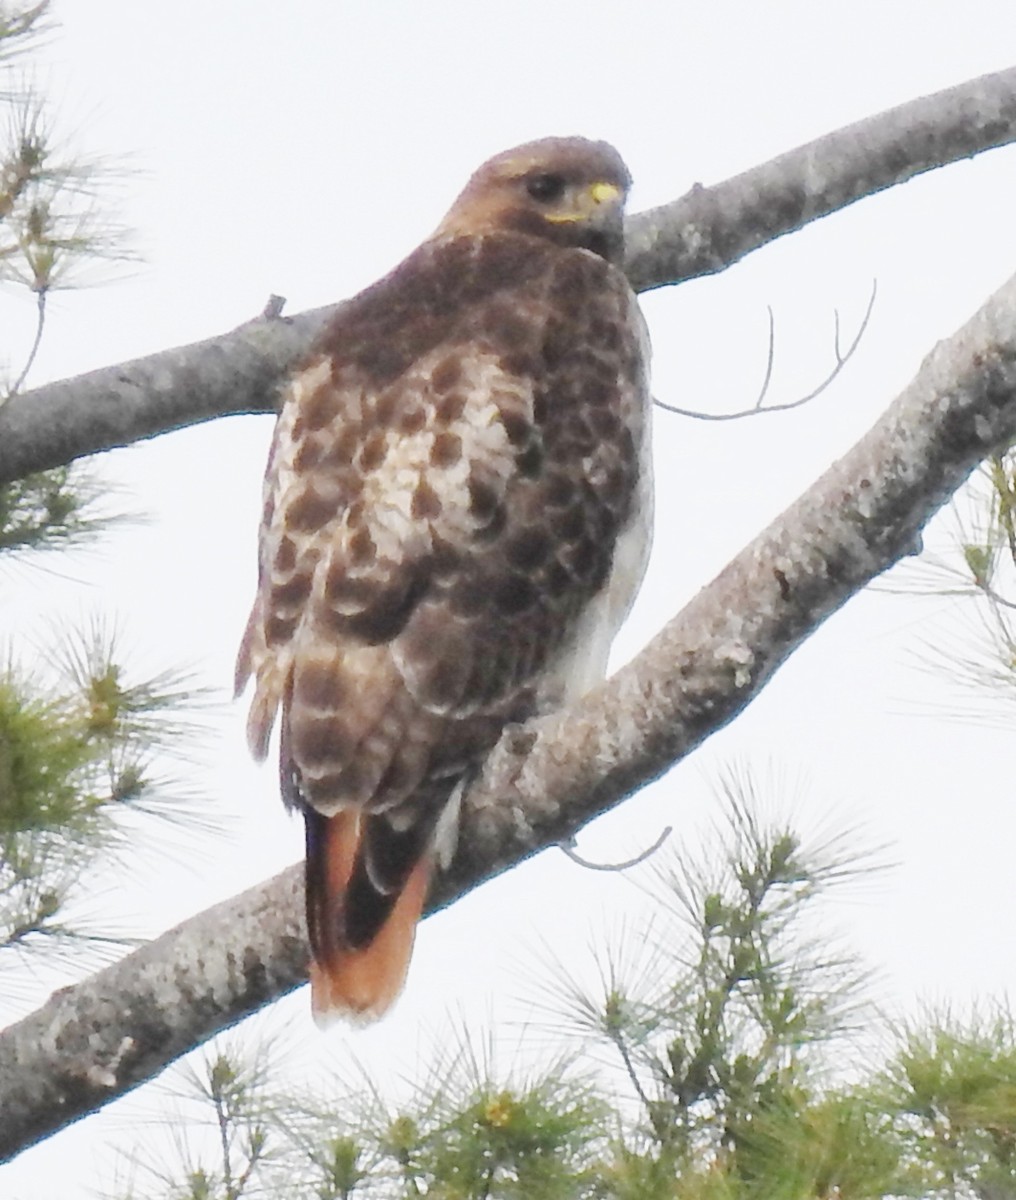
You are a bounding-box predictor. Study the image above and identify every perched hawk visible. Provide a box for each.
[236,136,653,1022]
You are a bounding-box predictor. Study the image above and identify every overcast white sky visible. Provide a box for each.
[5,1,1016,1194]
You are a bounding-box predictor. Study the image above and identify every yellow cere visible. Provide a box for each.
[589,181,621,204]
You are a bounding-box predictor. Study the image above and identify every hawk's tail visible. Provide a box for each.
[304,808,433,1024]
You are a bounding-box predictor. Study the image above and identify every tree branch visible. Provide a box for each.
[0,304,334,484]
[5,258,1016,1161]
[626,65,1016,292]
[1,65,1015,486]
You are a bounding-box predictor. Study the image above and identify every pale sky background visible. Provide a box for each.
[5,1,1016,1194]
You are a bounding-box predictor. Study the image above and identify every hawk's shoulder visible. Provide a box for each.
[310,231,628,390]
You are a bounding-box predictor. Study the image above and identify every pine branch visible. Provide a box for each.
[4,258,1016,1159]
[1,65,1015,485]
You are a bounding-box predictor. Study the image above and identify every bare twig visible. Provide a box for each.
[6,285,46,397]
[214,1079,234,1200]
[0,3,50,73]
[976,580,1016,613]
[559,826,673,872]
[753,305,777,411]
[610,1025,664,1138]
[654,281,877,421]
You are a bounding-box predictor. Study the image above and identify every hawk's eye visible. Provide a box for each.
[525,173,566,203]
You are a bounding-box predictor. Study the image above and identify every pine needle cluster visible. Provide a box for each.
[108,783,1016,1200]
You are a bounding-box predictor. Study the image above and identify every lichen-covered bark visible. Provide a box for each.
[4,264,1016,1161]
[1,66,1015,486]
[0,870,306,1161]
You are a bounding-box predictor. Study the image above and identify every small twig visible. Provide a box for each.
[608,1026,675,1146]
[978,579,1016,612]
[7,287,47,399]
[559,825,672,872]
[0,923,142,952]
[752,305,777,411]
[214,1080,234,1200]
[401,1155,423,1198]
[655,280,877,422]
[986,455,1016,566]
[978,576,1016,624]
[610,1028,656,1116]
[231,1134,264,1200]
[229,294,288,335]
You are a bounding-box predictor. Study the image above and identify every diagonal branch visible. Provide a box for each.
[1,65,1016,486]
[4,258,1016,1162]
[625,65,1016,292]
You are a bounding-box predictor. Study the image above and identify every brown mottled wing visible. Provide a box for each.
[238,232,647,949]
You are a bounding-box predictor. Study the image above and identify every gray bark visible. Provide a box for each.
[1,65,1016,486]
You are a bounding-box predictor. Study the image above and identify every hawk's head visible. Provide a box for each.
[437,136,631,265]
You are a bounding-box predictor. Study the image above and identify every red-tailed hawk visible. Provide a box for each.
[236,136,652,1022]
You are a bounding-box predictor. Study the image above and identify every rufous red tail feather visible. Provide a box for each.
[310,852,431,1024]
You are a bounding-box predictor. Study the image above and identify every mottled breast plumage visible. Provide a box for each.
[241,232,647,793]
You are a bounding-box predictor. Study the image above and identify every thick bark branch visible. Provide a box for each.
[626,64,1016,292]
[1,66,1015,486]
[4,261,1016,1162]
[0,305,336,486]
